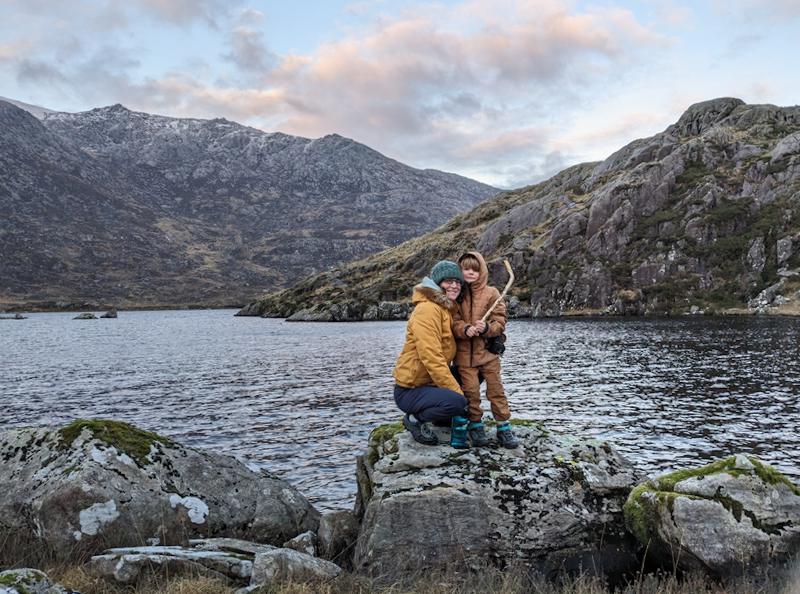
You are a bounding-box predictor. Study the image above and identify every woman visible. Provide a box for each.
[392,260,470,448]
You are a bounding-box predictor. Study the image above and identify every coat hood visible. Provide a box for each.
[459,251,489,292]
[412,276,459,313]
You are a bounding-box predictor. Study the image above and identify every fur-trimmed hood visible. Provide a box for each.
[412,276,459,314]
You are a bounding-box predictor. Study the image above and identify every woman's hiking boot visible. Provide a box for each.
[450,416,470,449]
[467,421,489,447]
[403,413,438,446]
[496,421,520,449]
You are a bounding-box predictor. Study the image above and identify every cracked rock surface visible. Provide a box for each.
[353,421,641,577]
[0,420,319,562]
[624,454,800,575]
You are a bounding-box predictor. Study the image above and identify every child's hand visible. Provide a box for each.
[472,320,487,333]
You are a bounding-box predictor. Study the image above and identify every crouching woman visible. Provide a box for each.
[392,260,470,448]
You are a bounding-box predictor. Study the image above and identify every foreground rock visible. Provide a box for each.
[88,544,259,584]
[0,568,77,593]
[354,421,641,577]
[624,454,800,576]
[250,548,341,587]
[88,537,340,589]
[0,420,319,562]
[73,312,97,320]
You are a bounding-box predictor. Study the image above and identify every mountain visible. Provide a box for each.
[0,100,498,309]
[239,98,800,319]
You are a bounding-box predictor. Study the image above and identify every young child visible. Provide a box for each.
[452,251,519,448]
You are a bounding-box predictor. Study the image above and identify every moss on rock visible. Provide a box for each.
[57,419,174,466]
[624,455,800,547]
[366,422,404,466]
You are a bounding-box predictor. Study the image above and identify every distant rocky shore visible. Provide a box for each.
[1,418,797,591]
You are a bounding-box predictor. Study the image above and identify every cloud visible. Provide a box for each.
[712,0,800,21]
[133,0,237,27]
[3,0,667,187]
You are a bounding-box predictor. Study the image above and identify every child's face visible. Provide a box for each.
[461,266,480,284]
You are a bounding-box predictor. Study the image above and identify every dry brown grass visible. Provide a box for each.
[42,563,796,594]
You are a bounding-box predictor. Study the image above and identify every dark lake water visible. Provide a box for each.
[1,310,798,511]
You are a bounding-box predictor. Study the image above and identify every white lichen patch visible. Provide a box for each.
[169,494,209,524]
[79,499,120,536]
[74,530,83,541]
[91,446,109,465]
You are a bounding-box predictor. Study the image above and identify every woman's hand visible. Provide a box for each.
[465,325,479,337]
[472,320,487,334]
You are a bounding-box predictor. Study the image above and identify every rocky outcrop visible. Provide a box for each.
[240,98,800,319]
[353,421,641,578]
[0,568,77,594]
[73,313,97,320]
[0,99,497,309]
[0,420,319,563]
[624,454,800,576]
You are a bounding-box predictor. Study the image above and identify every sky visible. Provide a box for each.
[1,0,799,189]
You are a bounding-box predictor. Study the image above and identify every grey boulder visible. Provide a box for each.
[282,531,317,557]
[250,548,341,587]
[87,545,255,584]
[353,421,641,577]
[624,454,800,576]
[0,420,319,562]
[0,568,77,594]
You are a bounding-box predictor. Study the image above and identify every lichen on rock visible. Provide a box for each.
[354,420,641,578]
[624,454,800,575]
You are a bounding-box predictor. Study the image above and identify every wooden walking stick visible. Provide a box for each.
[480,259,515,323]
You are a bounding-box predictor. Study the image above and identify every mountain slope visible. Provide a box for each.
[0,101,498,308]
[239,98,800,319]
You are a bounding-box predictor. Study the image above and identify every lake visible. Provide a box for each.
[1,310,798,511]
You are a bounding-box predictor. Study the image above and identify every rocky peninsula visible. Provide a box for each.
[1,418,798,593]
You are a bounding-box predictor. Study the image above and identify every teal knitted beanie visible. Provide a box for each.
[430,260,464,285]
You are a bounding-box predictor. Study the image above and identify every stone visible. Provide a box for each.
[0,568,77,594]
[73,312,97,320]
[0,420,319,563]
[746,237,766,273]
[87,545,254,584]
[624,455,800,576]
[777,237,794,267]
[100,308,117,318]
[317,510,359,566]
[282,531,317,557]
[748,279,786,310]
[250,549,341,587]
[353,421,641,578]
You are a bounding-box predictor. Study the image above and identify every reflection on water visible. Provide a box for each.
[1,311,798,510]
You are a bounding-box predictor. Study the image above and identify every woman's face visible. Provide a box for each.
[439,279,462,301]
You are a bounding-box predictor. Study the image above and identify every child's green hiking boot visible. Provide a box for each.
[496,421,520,449]
[467,421,489,447]
[450,416,470,449]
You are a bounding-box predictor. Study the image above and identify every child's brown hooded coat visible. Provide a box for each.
[452,251,507,368]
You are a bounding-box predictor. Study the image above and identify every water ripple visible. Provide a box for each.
[1,311,798,510]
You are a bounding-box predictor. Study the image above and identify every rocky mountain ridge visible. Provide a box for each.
[239,98,800,319]
[0,100,498,309]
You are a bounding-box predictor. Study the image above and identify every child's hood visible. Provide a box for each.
[460,250,489,291]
